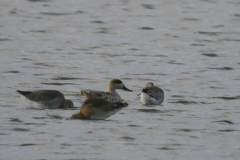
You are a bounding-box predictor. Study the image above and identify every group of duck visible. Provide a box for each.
[17,79,164,120]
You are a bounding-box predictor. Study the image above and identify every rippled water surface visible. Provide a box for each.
[1,0,240,159]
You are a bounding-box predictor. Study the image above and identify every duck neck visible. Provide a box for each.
[57,101,65,109]
[108,88,120,96]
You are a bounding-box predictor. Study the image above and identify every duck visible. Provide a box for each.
[70,99,128,120]
[17,90,74,109]
[81,79,132,102]
[140,82,164,105]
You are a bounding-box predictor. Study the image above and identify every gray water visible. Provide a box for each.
[1,0,240,159]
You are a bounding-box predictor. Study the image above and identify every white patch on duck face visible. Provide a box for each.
[140,92,159,105]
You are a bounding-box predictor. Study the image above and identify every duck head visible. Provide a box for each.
[64,99,74,109]
[146,82,154,87]
[108,79,133,92]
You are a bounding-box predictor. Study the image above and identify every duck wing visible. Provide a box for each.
[81,90,121,102]
[142,87,164,100]
[17,90,64,102]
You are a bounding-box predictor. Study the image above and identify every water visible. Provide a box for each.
[1,0,240,159]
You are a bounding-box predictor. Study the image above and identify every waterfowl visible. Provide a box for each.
[17,90,74,109]
[140,82,164,105]
[70,99,128,120]
[81,79,132,102]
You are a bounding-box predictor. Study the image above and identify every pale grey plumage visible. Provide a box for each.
[17,90,74,109]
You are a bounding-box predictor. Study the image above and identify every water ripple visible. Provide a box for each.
[142,4,155,9]
[174,128,195,132]
[0,38,11,41]
[191,44,205,46]
[20,143,37,146]
[219,38,240,42]
[208,67,233,70]
[202,53,218,57]
[51,77,81,80]
[6,70,20,73]
[181,18,200,21]
[29,30,46,33]
[128,125,141,127]
[213,120,234,124]
[91,21,104,24]
[218,129,238,132]
[212,96,240,100]
[41,82,75,85]
[28,0,51,2]
[138,109,164,113]
[197,31,221,36]
[168,100,197,104]
[33,63,55,67]
[47,115,63,119]
[10,118,23,122]
[157,147,175,150]
[120,136,135,141]
[12,128,31,132]
[40,11,83,16]
[140,27,154,30]
[0,133,9,135]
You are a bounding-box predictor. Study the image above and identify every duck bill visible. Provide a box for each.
[122,85,133,92]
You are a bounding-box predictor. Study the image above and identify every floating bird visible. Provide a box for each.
[140,82,164,105]
[81,79,132,102]
[17,90,74,109]
[70,99,128,120]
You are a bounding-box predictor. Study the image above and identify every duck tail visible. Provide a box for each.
[16,90,33,96]
[81,90,92,100]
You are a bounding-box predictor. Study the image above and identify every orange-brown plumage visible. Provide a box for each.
[71,99,128,120]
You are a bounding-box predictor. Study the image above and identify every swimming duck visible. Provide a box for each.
[140,82,164,105]
[81,79,132,102]
[70,99,128,120]
[17,90,74,109]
